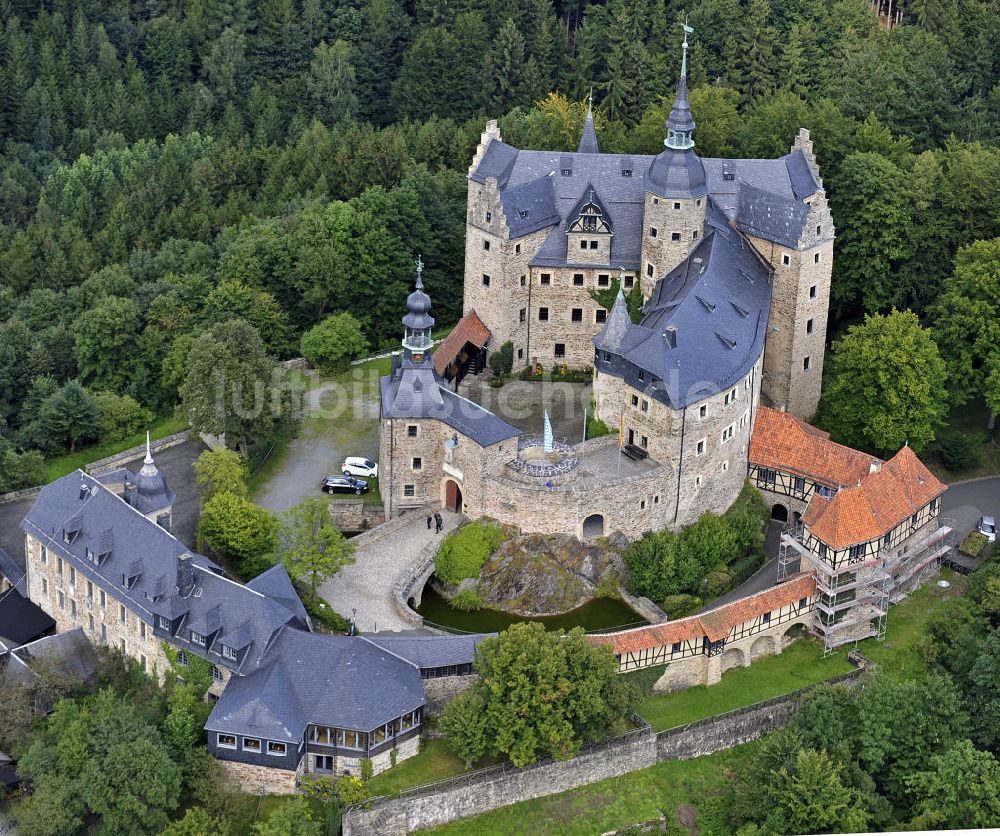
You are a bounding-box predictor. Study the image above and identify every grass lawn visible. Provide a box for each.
[363,738,494,799]
[41,414,188,483]
[423,739,760,836]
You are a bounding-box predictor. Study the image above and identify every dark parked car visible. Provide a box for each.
[321,475,370,495]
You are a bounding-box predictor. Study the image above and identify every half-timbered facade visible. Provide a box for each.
[588,573,816,691]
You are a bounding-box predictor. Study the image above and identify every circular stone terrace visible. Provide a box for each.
[507,435,580,478]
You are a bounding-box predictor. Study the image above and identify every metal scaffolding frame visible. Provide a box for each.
[779,518,955,655]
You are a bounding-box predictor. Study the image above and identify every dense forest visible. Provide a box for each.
[0,0,998,487]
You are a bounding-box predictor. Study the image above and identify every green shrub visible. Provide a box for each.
[360,758,374,781]
[334,775,366,805]
[450,588,484,611]
[93,391,153,445]
[660,593,701,619]
[961,531,989,557]
[935,431,980,471]
[299,588,352,632]
[301,312,368,374]
[706,568,732,598]
[434,520,504,585]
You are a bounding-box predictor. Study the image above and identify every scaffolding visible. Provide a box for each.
[779,518,955,655]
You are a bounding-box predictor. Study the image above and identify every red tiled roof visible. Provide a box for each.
[803,445,947,549]
[750,406,878,489]
[433,310,491,376]
[588,574,816,655]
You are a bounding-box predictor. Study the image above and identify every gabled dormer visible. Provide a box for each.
[63,511,84,545]
[566,184,613,265]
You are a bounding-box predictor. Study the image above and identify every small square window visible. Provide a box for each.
[762,611,771,624]
[782,253,790,266]
[814,252,820,264]
[624,276,633,288]
[646,263,654,277]
[696,476,702,487]
[696,199,702,207]
[631,395,639,406]
[671,232,681,241]
[654,495,660,504]
[598,274,609,287]
[482,274,490,287]
[640,500,646,509]
[538,307,549,321]
[580,239,588,250]
[596,309,607,323]
[562,168,572,176]
[696,440,705,455]
[403,484,415,497]
[673,202,681,210]
[517,348,523,359]
[407,424,418,437]
[799,597,808,608]
[699,405,707,418]
[816,225,822,235]
[721,460,729,471]
[589,240,598,250]
[803,356,811,371]
[515,243,521,254]
[554,343,565,358]
[641,399,648,412]
[653,197,659,204]
[412,457,422,470]
[520,275,526,286]
[809,285,816,299]
[572,308,583,322]
[573,273,584,286]
[483,239,490,251]
[640,435,648,448]
[650,227,658,238]
[540,274,550,285]
[806,318,814,335]
[485,211,492,223]
[671,641,681,652]
[692,230,699,239]
[519,308,526,323]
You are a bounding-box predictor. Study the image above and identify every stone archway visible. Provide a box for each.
[771,503,789,523]
[720,647,746,674]
[782,622,808,648]
[445,480,463,513]
[582,513,605,539]
[750,635,776,662]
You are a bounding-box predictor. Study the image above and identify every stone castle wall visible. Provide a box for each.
[639,192,706,297]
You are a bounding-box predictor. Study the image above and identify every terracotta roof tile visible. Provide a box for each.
[588,574,816,655]
[750,406,878,488]
[433,311,491,376]
[803,446,946,549]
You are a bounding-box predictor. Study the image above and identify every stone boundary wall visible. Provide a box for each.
[0,429,191,505]
[391,537,442,631]
[342,669,867,835]
[348,502,439,549]
[85,430,191,475]
[327,499,385,533]
[618,592,668,624]
[343,726,657,835]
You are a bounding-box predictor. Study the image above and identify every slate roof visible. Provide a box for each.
[594,204,773,409]
[12,627,98,684]
[588,573,816,654]
[207,630,425,741]
[433,310,492,376]
[382,357,520,447]
[0,547,25,595]
[362,633,492,669]
[577,112,599,154]
[0,588,55,647]
[803,446,947,549]
[750,406,879,489]
[245,563,310,627]
[469,129,819,272]
[20,471,303,675]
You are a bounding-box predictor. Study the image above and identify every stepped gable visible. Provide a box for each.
[207,629,425,743]
[803,446,947,550]
[750,406,879,489]
[469,142,819,270]
[20,471,304,675]
[589,573,816,655]
[594,205,772,409]
[433,311,491,377]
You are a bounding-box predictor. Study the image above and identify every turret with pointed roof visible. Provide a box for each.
[577,89,600,154]
[402,255,434,363]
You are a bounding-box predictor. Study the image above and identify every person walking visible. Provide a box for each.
[434,512,443,533]
[426,515,433,530]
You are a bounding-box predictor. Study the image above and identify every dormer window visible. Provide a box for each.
[191,630,206,646]
[561,168,572,176]
[621,169,631,177]
[222,645,238,661]
[158,616,171,631]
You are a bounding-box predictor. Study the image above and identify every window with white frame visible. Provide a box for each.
[721,425,734,442]
[268,741,286,756]
[696,439,706,456]
[404,484,415,497]
[191,630,206,646]
[699,404,707,419]
[217,734,237,749]
[223,645,238,661]
[243,738,261,752]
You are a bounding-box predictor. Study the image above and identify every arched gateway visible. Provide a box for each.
[445,480,463,513]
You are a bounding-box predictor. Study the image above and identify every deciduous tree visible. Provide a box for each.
[279,497,356,594]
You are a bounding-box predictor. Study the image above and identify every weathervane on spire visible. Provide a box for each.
[415,253,424,289]
[681,17,694,80]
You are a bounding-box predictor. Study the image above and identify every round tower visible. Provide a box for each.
[641,24,707,297]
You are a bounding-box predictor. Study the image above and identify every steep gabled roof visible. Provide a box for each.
[803,446,947,549]
[433,310,492,377]
[750,406,879,489]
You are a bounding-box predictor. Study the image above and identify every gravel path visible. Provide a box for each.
[255,371,381,514]
[319,509,461,633]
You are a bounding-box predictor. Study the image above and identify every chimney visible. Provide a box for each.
[177,553,195,598]
[663,326,677,349]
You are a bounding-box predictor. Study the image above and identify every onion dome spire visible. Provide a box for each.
[402,254,434,357]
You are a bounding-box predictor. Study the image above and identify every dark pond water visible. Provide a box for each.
[415,583,648,633]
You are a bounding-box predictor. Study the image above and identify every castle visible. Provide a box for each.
[381,40,833,535]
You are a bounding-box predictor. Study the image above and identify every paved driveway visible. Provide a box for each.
[255,373,381,515]
[319,509,461,633]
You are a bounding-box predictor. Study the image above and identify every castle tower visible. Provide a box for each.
[640,23,707,298]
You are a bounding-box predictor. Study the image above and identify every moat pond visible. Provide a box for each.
[415,584,648,633]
